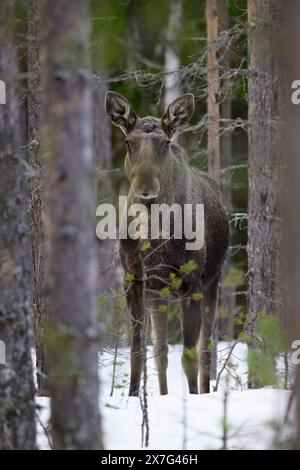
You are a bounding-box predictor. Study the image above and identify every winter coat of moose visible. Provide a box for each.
[105,91,229,395]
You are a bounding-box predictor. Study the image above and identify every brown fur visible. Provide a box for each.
[105,92,229,395]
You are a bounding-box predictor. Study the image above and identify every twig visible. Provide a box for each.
[214,340,238,391]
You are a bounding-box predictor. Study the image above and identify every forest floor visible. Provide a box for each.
[36,342,294,450]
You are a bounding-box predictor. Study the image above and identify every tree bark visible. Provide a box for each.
[206,0,221,379]
[42,0,102,449]
[218,0,232,213]
[206,0,220,178]
[285,0,300,448]
[218,0,235,340]
[28,0,48,395]
[164,0,182,109]
[0,4,36,450]
[247,0,285,387]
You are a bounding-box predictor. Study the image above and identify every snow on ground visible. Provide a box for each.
[36,342,293,450]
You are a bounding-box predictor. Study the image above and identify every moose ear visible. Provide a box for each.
[162,93,194,136]
[104,91,137,134]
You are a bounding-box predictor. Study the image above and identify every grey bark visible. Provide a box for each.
[247,0,285,387]
[0,5,36,450]
[41,0,102,449]
[28,0,48,395]
[285,0,300,448]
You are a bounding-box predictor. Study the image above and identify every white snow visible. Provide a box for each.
[36,342,294,450]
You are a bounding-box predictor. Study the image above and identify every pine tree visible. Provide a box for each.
[41,0,103,449]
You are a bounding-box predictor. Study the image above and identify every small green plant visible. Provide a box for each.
[125,272,135,283]
[160,286,170,298]
[180,260,198,274]
[183,346,197,360]
[169,272,182,290]
[247,312,286,387]
[192,292,203,302]
[140,240,151,251]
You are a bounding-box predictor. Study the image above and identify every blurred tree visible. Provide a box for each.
[285,0,300,448]
[42,0,102,449]
[0,2,36,449]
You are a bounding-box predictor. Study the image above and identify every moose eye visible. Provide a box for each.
[162,140,171,152]
[124,139,131,151]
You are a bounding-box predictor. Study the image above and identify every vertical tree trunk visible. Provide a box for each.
[218,0,235,340]
[28,0,48,395]
[285,0,300,448]
[206,0,220,378]
[218,0,232,213]
[206,0,220,178]
[247,0,285,387]
[42,0,102,449]
[164,0,182,109]
[0,4,36,450]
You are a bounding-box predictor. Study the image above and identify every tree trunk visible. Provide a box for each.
[218,0,235,340]
[0,4,36,450]
[206,0,220,379]
[206,0,220,178]
[164,0,182,109]
[218,0,232,213]
[247,0,285,387]
[285,0,300,448]
[41,0,102,449]
[28,0,48,395]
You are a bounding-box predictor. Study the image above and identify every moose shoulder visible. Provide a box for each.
[105,91,229,396]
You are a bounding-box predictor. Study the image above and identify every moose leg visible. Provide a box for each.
[180,297,202,394]
[127,281,144,396]
[199,277,219,394]
[150,301,168,395]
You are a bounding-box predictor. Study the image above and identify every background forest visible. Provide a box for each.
[1,0,300,451]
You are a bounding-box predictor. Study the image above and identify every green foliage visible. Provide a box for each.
[167,302,181,344]
[192,292,203,302]
[160,286,170,298]
[238,330,252,343]
[223,266,244,287]
[247,312,286,387]
[180,260,198,274]
[140,240,151,251]
[125,272,135,283]
[169,272,182,290]
[257,311,285,355]
[247,349,277,386]
[158,304,168,313]
[183,346,197,360]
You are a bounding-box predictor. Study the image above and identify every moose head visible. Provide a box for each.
[105,91,194,201]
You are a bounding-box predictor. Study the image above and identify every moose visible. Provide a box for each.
[105,91,229,395]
